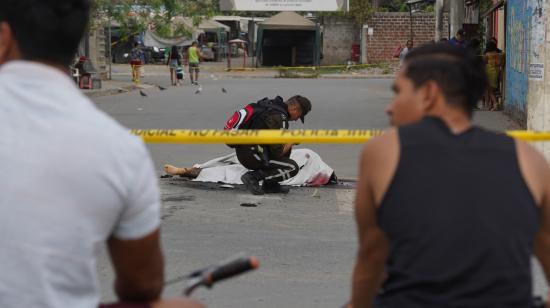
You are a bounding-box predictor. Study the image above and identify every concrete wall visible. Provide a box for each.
[505,0,549,130]
[524,0,549,157]
[505,0,536,126]
[364,12,449,63]
[87,27,108,79]
[320,16,357,65]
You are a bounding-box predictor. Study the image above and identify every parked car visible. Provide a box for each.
[143,46,166,64]
[200,45,215,61]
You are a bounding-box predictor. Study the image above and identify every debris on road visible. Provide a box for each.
[311,188,320,198]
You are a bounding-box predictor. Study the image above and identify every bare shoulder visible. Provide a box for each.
[360,128,400,206]
[361,128,399,161]
[515,140,550,206]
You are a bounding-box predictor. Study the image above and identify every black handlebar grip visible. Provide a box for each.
[206,256,259,286]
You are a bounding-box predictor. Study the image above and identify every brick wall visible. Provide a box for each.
[321,16,357,65]
[366,12,449,63]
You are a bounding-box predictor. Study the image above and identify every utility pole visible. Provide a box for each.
[450,0,464,38]
[408,4,414,43]
[108,16,112,80]
[434,0,445,41]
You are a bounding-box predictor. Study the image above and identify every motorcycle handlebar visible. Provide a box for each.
[183,254,259,296]
[206,256,259,286]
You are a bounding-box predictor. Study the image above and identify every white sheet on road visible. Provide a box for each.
[192,148,334,186]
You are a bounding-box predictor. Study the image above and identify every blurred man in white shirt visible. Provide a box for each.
[0,1,201,307]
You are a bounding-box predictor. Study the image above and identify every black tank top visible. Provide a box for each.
[376,117,539,308]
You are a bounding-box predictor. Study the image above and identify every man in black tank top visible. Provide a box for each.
[350,43,550,308]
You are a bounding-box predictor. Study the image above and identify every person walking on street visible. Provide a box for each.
[130,42,143,83]
[187,41,202,85]
[350,43,550,308]
[0,1,201,307]
[167,45,181,86]
[228,95,311,195]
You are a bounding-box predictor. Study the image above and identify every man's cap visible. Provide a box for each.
[289,95,312,123]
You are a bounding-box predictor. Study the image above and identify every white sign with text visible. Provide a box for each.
[220,0,348,11]
[529,63,545,81]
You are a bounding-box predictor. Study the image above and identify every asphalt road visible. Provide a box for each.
[92,77,546,307]
[94,75,518,179]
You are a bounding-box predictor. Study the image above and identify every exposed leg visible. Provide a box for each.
[164,164,201,178]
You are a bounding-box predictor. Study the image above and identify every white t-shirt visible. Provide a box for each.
[0,61,161,308]
[399,47,411,65]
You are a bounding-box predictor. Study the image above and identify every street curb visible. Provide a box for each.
[84,83,155,98]
[320,74,395,80]
[111,73,396,80]
[209,74,395,80]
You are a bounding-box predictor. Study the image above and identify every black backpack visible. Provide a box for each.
[224,96,288,148]
[224,96,288,130]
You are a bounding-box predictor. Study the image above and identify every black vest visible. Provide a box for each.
[376,117,539,308]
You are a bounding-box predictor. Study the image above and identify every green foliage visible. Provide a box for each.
[379,0,408,12]
[479,0,493,13]
[378,0,434,13]
[348,0,375,25]
[92,0,218,42]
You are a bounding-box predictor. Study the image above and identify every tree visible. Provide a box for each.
[381,0,408,12]
[92,0,218,41]
[348,0,375,25]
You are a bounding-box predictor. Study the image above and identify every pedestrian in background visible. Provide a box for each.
[483,40,504,110]
[399,40,413,67]
[167,45,181,86]
[449,29,467,47]
[467,38,481,55]
[187,41,203,85]
[489,37,503,53]
[130,42,143,83]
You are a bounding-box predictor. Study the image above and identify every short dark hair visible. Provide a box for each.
[403,43,488,117]
[288,95,312,122]
[0,0,90,66]
[485,41,498,53]
[288,95,311,112]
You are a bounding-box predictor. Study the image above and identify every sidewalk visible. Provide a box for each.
[82,77,156,98]
[85,61,397,97]
[109,62,397,79]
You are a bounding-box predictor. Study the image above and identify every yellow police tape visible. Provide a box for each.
[130,129,550,144]
[507,131,550,142]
